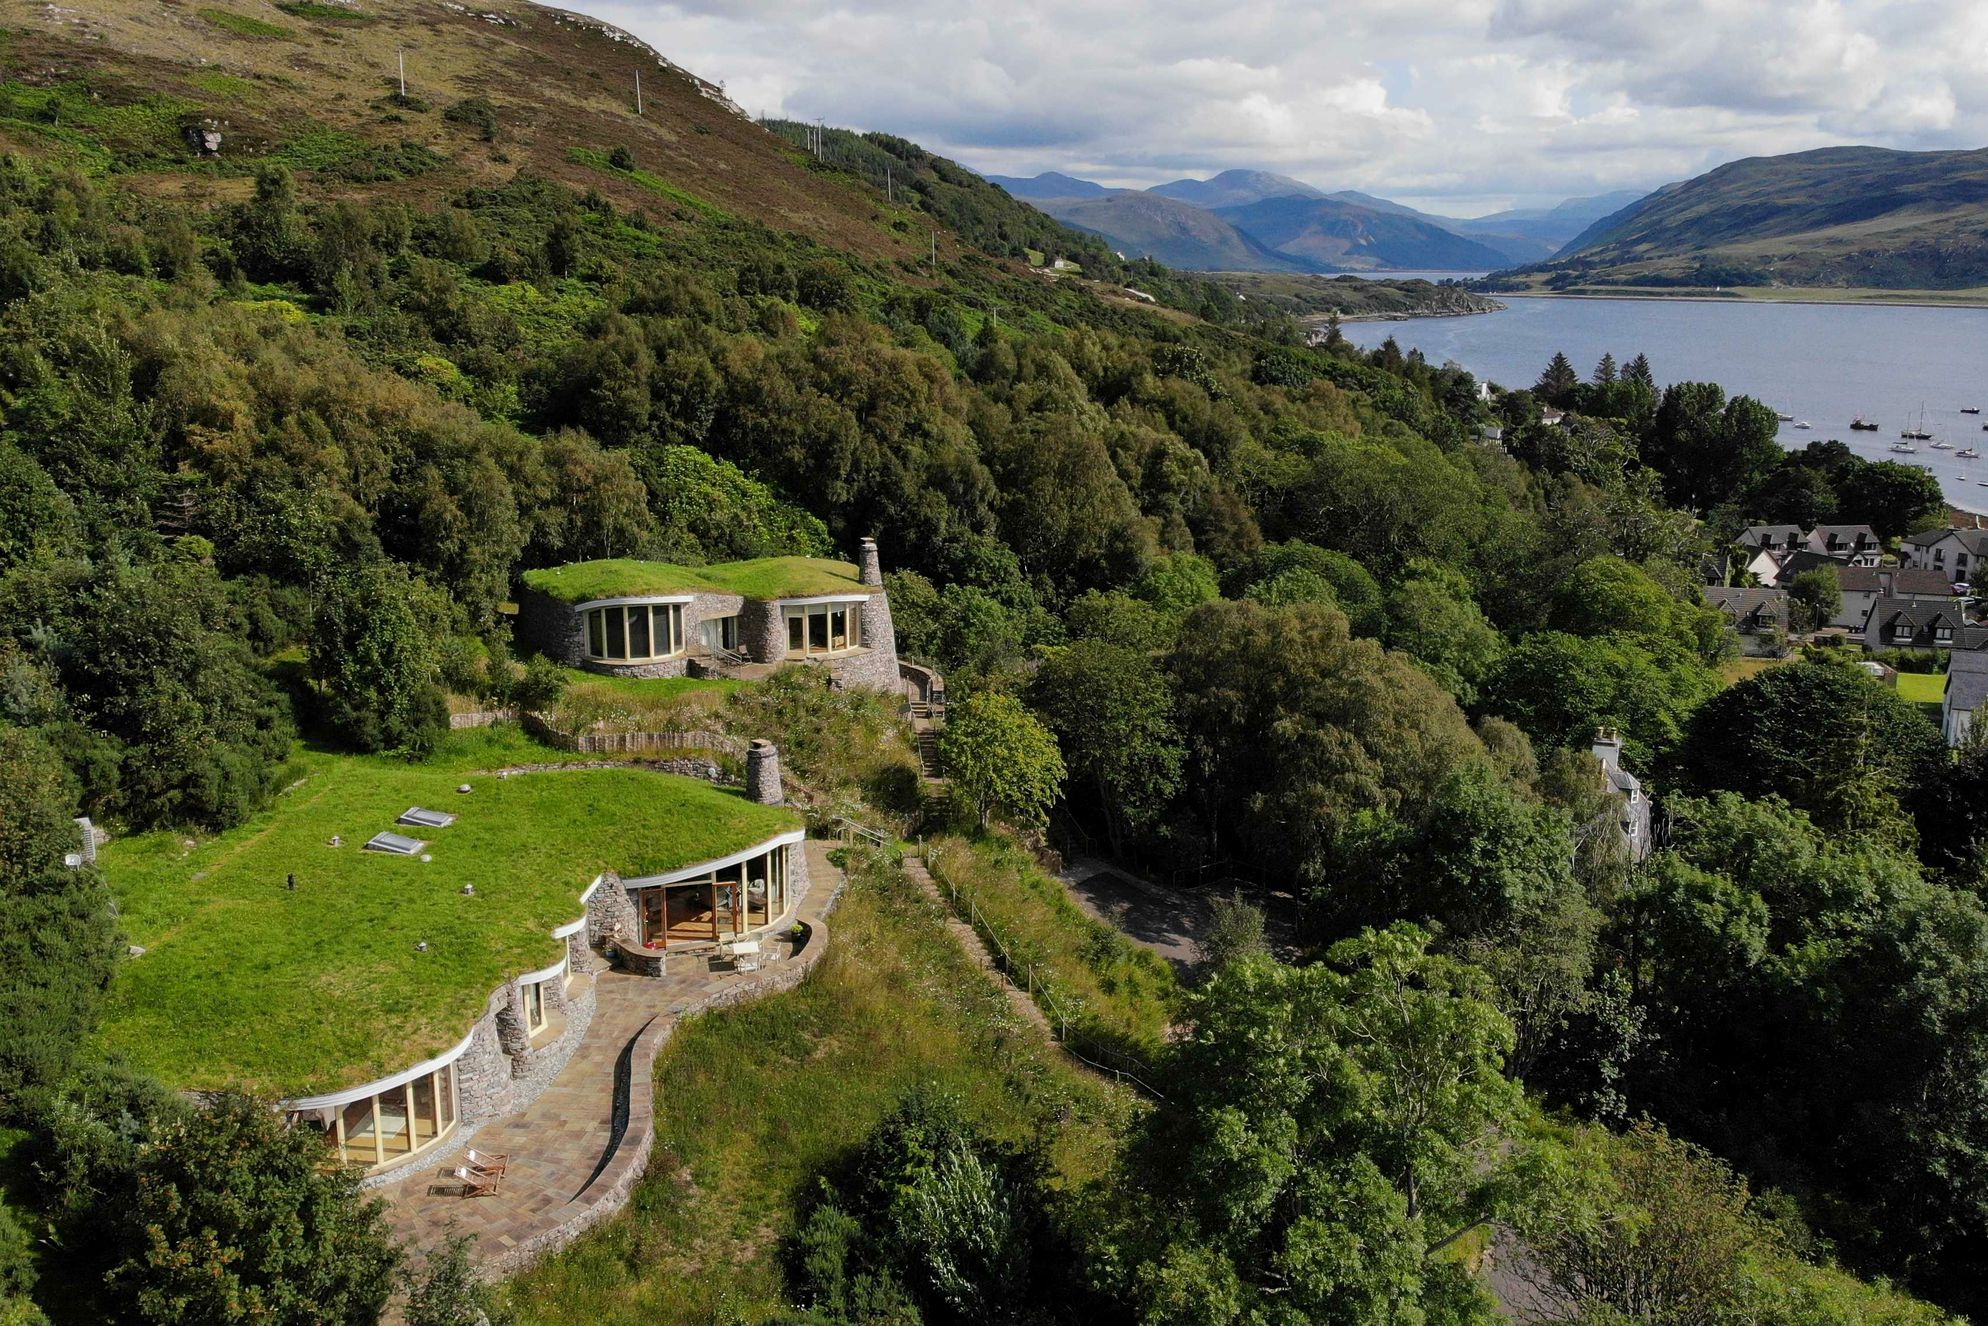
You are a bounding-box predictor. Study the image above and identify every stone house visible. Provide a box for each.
[1593,729,1652,863]
[516,541,899,691]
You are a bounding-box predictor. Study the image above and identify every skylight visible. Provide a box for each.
[398,807,457,829]
[363,831,428,856]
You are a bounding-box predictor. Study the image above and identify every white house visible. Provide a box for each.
[1944,650,1988,746]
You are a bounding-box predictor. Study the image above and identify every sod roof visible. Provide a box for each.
[94,737,800,1098]
[521,557,873,605]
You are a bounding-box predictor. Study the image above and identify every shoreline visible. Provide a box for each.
[1487,289,1988,312]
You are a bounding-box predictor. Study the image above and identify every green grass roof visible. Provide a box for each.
[94,732,800,1097]
[521,556,872,605]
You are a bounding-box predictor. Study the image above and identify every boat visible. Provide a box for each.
[1933,439,1954,450]
[1959,448,1981,459]
[1903,404,1934,440]
[1965,407,1981,414]
[1776,411,1794,422]
[1852,417,1879,431]
[1794,421,1812,430]
[1892,441,1918,453]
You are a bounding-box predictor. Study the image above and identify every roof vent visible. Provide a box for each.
[364,831,427,856]
[398,807,457,829]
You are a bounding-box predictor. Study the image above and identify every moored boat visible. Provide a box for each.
[1960,448,1981,459]
[1852,417,1879,431]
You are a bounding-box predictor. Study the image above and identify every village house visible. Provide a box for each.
[1703,586,1789,656]
[1944,650,1988,747]
[1901,527,1988,582]
[1834,566,1956,631]
[1862,598,1988,651]
[1592,729,1652,862]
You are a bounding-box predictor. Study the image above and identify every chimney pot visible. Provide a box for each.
[745,739,784,805]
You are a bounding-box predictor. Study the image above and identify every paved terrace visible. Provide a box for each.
[381,840,846,1275]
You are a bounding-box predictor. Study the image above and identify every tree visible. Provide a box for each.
[1838,460,1944,540]
[1644,383,1782,512]
[1170,600,1486,891]
[1244,542,1385,636]
[1127,927,1525,1323]
[402,1231,495,1326]
[1536,352,1580,405]
[1027,642,1183,854]
[1787,566,1843,633]
[938,691,1064,831]
[1484,631,1717,764]
[1518,1124,1759,1326]
[1386,572,1504,705]
[791,1088,1083,1324]
[109,1094,399,1325]
[308,562,450,756]
[1672,659,1942,847]
[0,728,119,1101]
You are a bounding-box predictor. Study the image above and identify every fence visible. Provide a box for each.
[924,844,1165,1099]
[521,711,743,757]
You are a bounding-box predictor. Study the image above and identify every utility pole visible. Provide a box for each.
[397,48,406,98]
[885,163,892,203]
[635,68,642,115]
[930,231,937,275]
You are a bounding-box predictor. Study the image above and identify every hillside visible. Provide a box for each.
[1496,146,1988,291]
[1039,191,1312,271]
[1149,168,1323,209]
[985,170,1121,200]
[1214,194,1513,272]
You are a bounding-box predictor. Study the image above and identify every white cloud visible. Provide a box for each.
[563,0,1988,215]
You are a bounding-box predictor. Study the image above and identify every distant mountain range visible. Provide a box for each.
[1493,146,1988,291]
[984,167,1647,273]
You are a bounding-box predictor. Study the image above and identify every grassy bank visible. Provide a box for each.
[500,853,1137,1325]
[926,834,1178,1064]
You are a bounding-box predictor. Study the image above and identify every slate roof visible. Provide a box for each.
[1703,586,1787,631]
[1948,649,1988,714]
[1907,527,1988,557]
[1807,523,1879,552]
[1839,566,1959,596]
[1738,524,1803,548]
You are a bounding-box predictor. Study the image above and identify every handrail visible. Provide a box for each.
[924,845,1165,1099]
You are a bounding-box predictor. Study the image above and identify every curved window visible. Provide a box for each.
[629,842,793,949]
[585,603,685,663]
[296,1062,459,1172]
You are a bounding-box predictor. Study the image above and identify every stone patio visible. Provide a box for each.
[381,839,846,1274]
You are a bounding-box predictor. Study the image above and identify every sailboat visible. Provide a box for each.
[1892,440,1919,453]
[1903,405,1934,441]
[1932,438,1955,450]
[1959,447,1981,459]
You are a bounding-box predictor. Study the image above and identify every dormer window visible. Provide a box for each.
[1937,626,1954,642]
[1894,623,1916,642]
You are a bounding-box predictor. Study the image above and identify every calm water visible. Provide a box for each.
[1343,296,1988,511]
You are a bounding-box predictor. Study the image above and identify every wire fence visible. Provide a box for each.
[924,843,1165,1099]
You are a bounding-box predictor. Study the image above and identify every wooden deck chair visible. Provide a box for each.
[464,1147,508,1177]
[454,1164,501,1198]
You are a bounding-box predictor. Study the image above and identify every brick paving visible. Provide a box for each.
[381,840,845,1269]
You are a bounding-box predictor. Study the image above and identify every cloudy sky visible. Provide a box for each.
[565,0,1988,216]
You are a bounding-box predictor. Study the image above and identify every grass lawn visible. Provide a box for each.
[1896,670,1946,704]
[94,729,799,1097]
[1718,655,1790,687]
[500,855,1136,1325]
[522,557,870,605]
[927,834,1178,1063]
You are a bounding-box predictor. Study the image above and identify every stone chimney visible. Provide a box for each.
[1591,727,1622,773]
[745,739,784,805]
[858,536,884,588]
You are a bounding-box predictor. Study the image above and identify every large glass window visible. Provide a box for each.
[584,603,685,663]
[703,615,740,652]
[524,980,546,1035]
[320,1062,461,1171]
[632,844,792,948]
[783,603,864,658]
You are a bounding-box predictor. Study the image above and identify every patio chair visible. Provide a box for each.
[453,1165,501,1198]
[464,1148,508,1177]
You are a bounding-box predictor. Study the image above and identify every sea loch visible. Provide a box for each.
[1343,295,1988,510]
